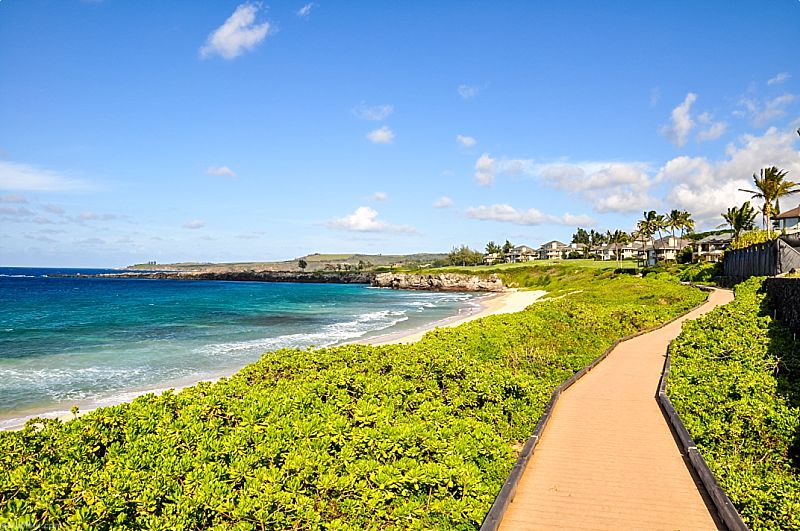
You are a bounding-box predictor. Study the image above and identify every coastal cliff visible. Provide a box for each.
[56,270,506,291]
[371,272,505,292]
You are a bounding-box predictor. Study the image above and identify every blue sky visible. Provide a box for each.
[1,0,799,267]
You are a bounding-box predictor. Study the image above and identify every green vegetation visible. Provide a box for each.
[0,272,705,529]
[668,278,800,529]
[675,261,722,284]
[730,229,779,250]
[446,245,484,267]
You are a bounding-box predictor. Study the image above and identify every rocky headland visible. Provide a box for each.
[370,272,505,292]
[54,271,507,292]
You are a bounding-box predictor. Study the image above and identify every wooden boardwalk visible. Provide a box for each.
[498,289,734,531]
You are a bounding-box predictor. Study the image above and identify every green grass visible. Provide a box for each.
[0,272,706,529]
[668,278,800,529]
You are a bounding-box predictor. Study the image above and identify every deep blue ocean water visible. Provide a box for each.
[0,267,480,428]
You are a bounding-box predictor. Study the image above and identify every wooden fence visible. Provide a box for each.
[723,238,800,278]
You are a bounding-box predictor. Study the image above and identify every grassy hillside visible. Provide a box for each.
[0,269,705,529]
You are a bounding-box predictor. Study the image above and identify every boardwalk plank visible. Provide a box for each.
[497,289,733,531]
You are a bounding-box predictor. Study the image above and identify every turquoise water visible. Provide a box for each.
[0,268,480,429]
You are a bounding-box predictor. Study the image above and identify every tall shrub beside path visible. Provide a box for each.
[668,278,800,530]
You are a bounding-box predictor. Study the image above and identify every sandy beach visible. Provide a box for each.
[4,288,547,430]
[367,288,548,345]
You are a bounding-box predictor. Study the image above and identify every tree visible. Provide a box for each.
[637,210,659,265]
[572,228,591,258]
[654,213,666,241]
[719,201,757,239]
[678,210,695,237]
[666,209,681,238]
[485,241,502,255]
[298,259,307,270]
[740,166,799,236]
[572,228,590,246]
[606,229,630,267]
[502,240,514,255]
[447,245,484,266]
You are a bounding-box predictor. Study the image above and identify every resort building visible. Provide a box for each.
[592,242,642,261]
[507,245,537,263]
[483,252,503,265]
[538,241,568,260]
[693,233,733,263]
[774,204,800,234]
[644,236,691,266]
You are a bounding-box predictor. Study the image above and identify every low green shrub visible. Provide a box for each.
[0,275,705,529]
[668,278,800,529]
[676,261,722,283]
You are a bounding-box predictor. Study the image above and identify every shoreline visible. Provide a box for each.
[0,289,547,431]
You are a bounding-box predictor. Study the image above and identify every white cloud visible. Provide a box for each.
[183,220,206,229]
[593,189,657,214]
[200,3,270,60]
[466,204,594,226]
[0,194,27,203]
[660,92,697,146]
[473,154,536,186]
[328,206,415,233]
[297,3,314,18]
[767,72,790,86]
[456,135,476,147]
[43,204,64,215]
[658,127,800,223]
[433,196,453,208]
[0,160,88,191]
[696,112,727,142]
[536,161,655,214]
[458,84,480,100]
[475,154,496,186]
[207,165,236,177]
[736,93,797,127]
[352,103,393,121]
[371,191,388,201]
[756,94,796,127]
[539,162,650,191]
[367,126,394,144]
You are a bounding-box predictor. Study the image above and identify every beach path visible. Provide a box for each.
[497,288,733,530]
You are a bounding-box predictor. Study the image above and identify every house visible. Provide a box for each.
[538,241,568,260]
[592,242,642,261]
[693,232,733,263]
[774,204,800,234]
[507,245,537,263]
[564,243,586,257]
[483,252,502,265]
[644,236,691,266]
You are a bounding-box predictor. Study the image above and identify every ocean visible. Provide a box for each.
[0,267,482,429]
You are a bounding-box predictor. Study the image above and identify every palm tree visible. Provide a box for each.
[739,166,799,236]
[667,209,682,238]
[637,211,659,265]
[678,210,695,237]
[719,201,757,239]
[606,229,630,267]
